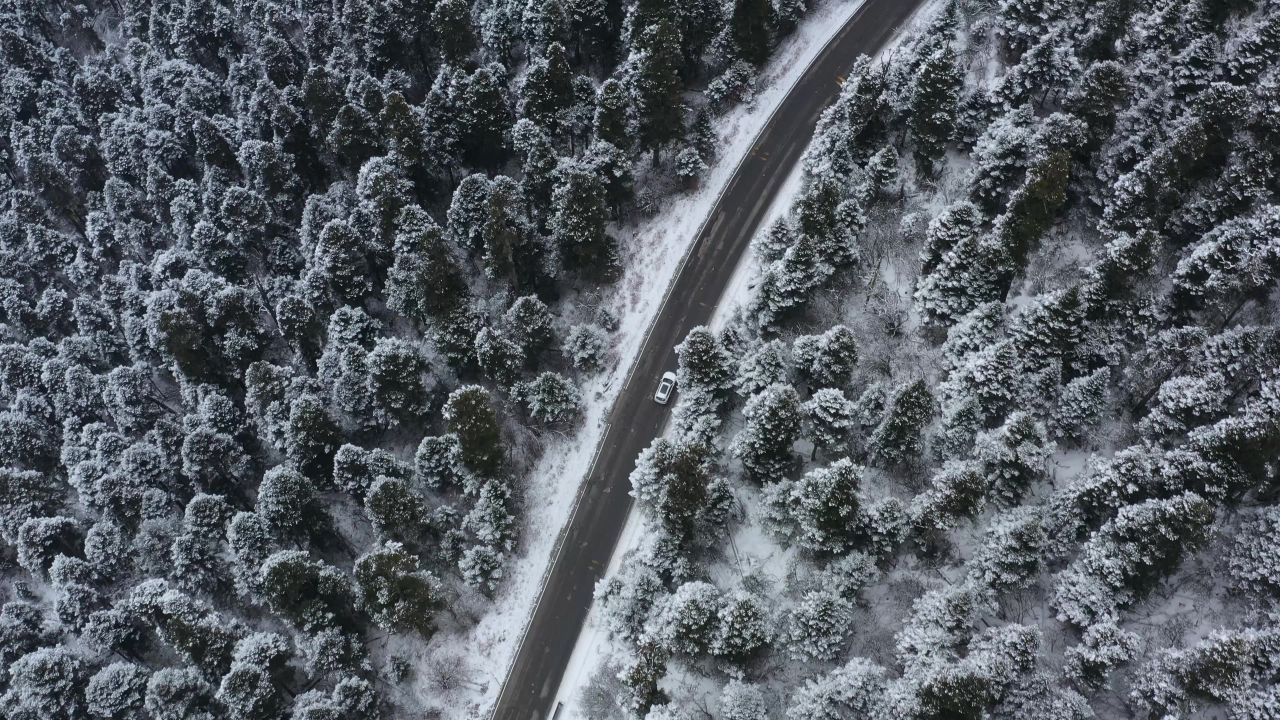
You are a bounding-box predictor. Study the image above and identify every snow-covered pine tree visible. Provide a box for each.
[907,41,962,175]
[551,160,616,277]
[967,506,1046,594]
[1054,366,1109,442]
[629,438,725,538]
[353,541,441,635]
[804,388,855,454]
[792,324,858,389]
[675,326,735,404]
[562,323,608,370]
[914,234,1012,329]
[710,590,771,659]
[1052,492,1216,627]
[1062,619,1139,692]
[868,378,933,465]
[786,658,888,719]
[720,679,768,720]
[762,458,862,553]
[974,411,1055,506]
[920,202,983,277]
[1227,506,1280,600]
[443,386,505,477]
[735,340,790,398]
[909,459,989,535]
[732,384,801,483]
[752,234,828,330]
[628,18,684,165]
[512,372,582,424]
[785,588,854,661]
[521,42,575,138]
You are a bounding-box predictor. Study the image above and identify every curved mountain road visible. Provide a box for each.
[491,2,926,716]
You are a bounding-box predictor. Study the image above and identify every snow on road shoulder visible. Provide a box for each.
[425,3,881,717]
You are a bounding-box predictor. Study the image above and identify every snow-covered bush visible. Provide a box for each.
[562,323,608,371]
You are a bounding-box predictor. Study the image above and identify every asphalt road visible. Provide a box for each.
[491,2,925,716]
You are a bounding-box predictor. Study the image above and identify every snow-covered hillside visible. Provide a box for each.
[588,0,1280,718]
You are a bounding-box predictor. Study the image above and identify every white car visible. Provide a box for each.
[653,371,677,405]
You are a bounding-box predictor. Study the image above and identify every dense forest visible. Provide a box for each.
[590,0,1280,718]
[0,0,813,716]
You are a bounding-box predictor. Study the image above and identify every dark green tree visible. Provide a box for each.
[868,379,934,465]
[521,42,575,137]
[594,78,634,149]
[431,0,476,63]
[551,161,615,276]
[353,542,441,635]
[630,19,684,164]
[730,0,773,66]
[908,43,963,175]
[443,386,505,477]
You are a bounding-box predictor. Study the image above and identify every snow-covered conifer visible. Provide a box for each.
[732,384,801,483]
[364,477,429,542]
[968,507,1046,594]
[907,42,963,174]
[1053,492,1216,626]
[617,641,670,716]
[1227,507,1280,601]
[594,79,633,150]
[86,662,150,720]
[512,372,582,424]
[868,378,933,465]
[751,235,827,330]
[792,325,858,389]
[144,667,215,720]
[895,583,988,671]
[562,323,608,371]
[914,235,1010,329]
[354,542,441,635]
[595,543,667,644]
[735,340,790,398]
[443,386,504,477]
[763,459,863,553]
[1054,367,1109,442]
[710,590,771,659]
[909,460,989,534]
[804,388,855,452]
[629,18,684,163]
[921,203,984,278]
[629,438,723,537]
[786,658,888,719]
[256,466,316,540]
[934,395,981,462]
[1062,619,1139,692]
[785,589,853,661]
[503,296,556,359]
[676,326,735,402]
[1137,371,1229,442]
[1010,287,1086,372]
[939,338,1020,424]
[720,680,768,720]
[973,411,1055,506]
